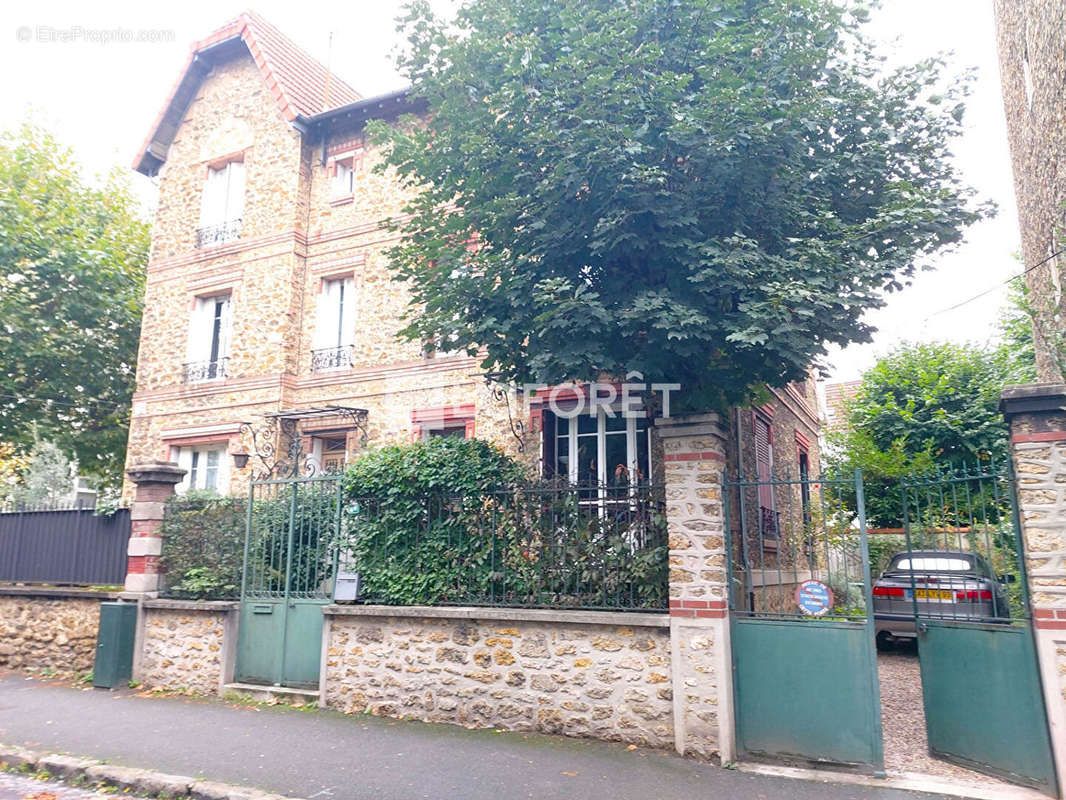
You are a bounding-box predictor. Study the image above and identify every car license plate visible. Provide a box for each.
[914,589,953,600]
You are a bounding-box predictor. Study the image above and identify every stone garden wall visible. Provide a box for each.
[138,600,236,694]
[322,606,674,747]
[0,588,113,677]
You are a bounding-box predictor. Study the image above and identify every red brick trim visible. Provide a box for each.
[1012,431,1066,443]
[669,599,728,617]
[1034,618,1066,630]
[663,451,725,463]
[126,555,160,574]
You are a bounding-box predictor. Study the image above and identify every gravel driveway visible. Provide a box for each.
[878,644,1013,789]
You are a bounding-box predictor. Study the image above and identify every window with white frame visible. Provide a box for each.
[311,435,348,473]
[184,293,232,382]
[311,276,355,371]
[172,444,230,494]
[198,161,245,245]
[331,156,355,199]
[545,409,651,487]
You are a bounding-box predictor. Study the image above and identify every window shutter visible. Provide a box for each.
[754,416,773,509]
[541,410,557,478]
[216,296,233,360]
[225,162,245,221]
[186,297,213,362]
[314,281,338,349]
[339,277,355,346]
[200,167,225,227]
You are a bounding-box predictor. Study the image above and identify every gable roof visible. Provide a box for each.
[134,11,361,175]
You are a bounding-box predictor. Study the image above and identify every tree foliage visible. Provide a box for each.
[0,123,148,486]
[373,0,987,408]
[828,339,1035,526]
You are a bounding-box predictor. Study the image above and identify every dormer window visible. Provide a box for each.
[197,160,245,247]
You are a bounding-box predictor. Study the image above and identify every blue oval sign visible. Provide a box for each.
[796,579,834,617]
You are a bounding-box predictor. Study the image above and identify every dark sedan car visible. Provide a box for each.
[873,549,1013,649]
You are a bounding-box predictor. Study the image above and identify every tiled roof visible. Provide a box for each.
[134,10,361,174]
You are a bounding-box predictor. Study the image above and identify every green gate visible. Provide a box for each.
[899,464,1057,794]
[234,474,342,689]
[725,469,884,772]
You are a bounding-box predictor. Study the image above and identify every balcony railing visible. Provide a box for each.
[311,345,354,372]
[195,218,242,249]
[182,357,228,384]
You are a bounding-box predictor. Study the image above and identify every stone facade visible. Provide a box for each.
[1001,384,1066,784]
[995,0,1066,381]
[137,601,235,694]
[0,590,110,677]
[125,19,819,501]
[322,607,673,747]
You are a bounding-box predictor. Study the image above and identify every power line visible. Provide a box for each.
[925,247,1065,320]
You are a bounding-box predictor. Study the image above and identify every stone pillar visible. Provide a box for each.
[123,461,186,595]
[655,413,734,762]
[1000,383,1066,786]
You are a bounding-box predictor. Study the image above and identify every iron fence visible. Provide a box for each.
[311,345,354,372]
[899,461,1028,622]
[725,470,872,621]
[343,483,668,610]
[182,357,228,383]
[195,218,242,248]
[0,507,130,585]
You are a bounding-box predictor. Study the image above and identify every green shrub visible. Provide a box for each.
[159,491,244,600]
[340,438,668,609]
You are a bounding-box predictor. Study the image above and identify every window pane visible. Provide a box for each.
[577,413,598,435]
[189,451,200,489]
[556,433,569,479]
[605,413,627,433]
[636,424,650,484]
[204,449,219,490]
[605,432,627,487]
[575,436,597,485]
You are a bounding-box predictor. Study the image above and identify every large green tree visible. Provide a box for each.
[0,123,148,486]
[828,336,1036,526]
[373,0,987,408]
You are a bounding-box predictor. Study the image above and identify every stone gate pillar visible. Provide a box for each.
[1000,383,1066,785]
[123,461,186,595]
[655,413,734,762]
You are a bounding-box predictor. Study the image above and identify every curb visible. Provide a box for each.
[0,743,306,800]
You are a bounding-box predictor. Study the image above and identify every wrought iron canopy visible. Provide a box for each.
[238,406,370,480]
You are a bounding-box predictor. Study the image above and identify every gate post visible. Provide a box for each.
[1001,383,1066,791]
[123,461,186,595]
[655,413,734,762]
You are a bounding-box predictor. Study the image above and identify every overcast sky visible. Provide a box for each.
[0,0,1021,384]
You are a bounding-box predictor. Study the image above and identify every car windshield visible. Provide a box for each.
[890,556,973,572]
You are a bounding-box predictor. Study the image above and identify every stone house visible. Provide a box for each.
[124,11,820,510]
[995,0,1066,380]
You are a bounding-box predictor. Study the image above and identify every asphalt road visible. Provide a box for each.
[0,672,957,800]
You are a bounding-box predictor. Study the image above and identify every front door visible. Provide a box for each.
[235,475,341,688]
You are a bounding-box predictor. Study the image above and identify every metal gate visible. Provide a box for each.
[234,475,342,689]
[724,469,884,772]
[897,463,1057,794]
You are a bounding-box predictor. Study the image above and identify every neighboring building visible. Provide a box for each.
[994,0,1066,380]
[123,12,820,502]
[821,380,861,435]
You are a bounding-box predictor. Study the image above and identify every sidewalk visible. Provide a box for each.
[0,672,957,800]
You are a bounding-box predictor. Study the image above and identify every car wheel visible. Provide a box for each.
[875,632,894,652]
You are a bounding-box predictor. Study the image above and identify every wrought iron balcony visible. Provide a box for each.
[195,218,242,249]
[182,357,228,384]
[311,345,354,372]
